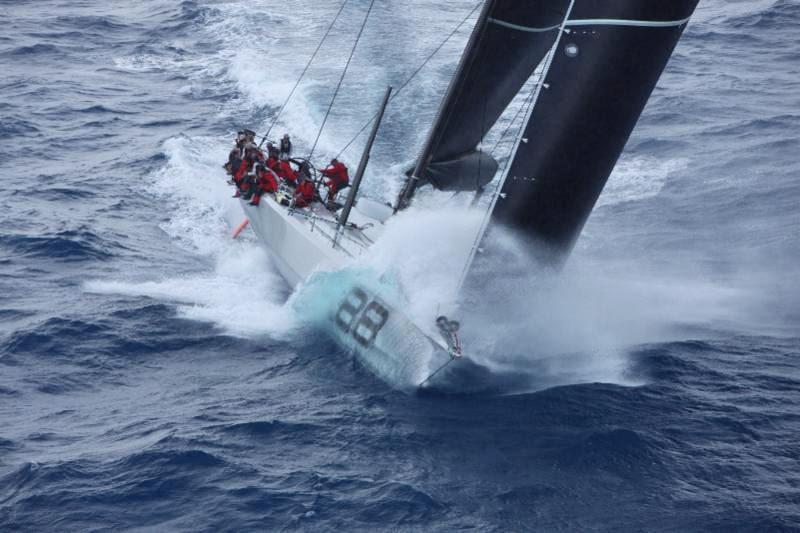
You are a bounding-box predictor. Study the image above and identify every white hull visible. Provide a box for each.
[240,195,459,391]
[242,196,348,287]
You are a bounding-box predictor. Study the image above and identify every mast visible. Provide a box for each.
[337,86,393,238]
[396,0,496,211]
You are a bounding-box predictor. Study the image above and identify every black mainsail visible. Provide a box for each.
[487,1,700,262]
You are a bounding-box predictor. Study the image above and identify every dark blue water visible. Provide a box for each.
[2,1,799,530]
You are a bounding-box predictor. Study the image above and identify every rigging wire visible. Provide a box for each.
[419,356,457,388]
[259,0,350,148]
[469,87,539,208]
[308,0,378,160]
[333,0,483,160]
[488,77,540,157]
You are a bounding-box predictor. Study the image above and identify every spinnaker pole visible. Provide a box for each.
[336,86,393,241]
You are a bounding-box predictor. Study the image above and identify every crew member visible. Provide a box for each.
[298,160,312,182]
[321,158,350,197]
[279,133,292,160]
[276,158,298,186]
[223,131,246,177]
[266,141,280,161]
[230,154,250,197]
[265,152,279,172]
[293,175,316,208]
[249,165,279,206]
[243,135,264,164]
[234,146,265,198]
[232,131,246,158]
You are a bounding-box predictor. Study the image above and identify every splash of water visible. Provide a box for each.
[318,203,767,391]
[85,135,297,338]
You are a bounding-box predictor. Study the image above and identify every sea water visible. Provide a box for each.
[1,0,799,530]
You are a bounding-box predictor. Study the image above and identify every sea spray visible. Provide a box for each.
[85,135,298,338]
[291,267,437,388]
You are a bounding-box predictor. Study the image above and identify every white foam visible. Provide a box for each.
[457,245,756,389]
[147,135,243,255]
[353,206,484,324]
[85,245,296,337]
[87,133,297,338]
[597,155,688,208]
[112,55,179,73]
[335,203,758,389]
[227,49,298,109]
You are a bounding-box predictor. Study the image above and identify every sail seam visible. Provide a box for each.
[489,16,691,33]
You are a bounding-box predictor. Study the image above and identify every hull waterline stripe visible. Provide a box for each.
[490,16,691,33]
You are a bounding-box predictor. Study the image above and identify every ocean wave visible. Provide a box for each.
[1,317,114,362]
[0,118,40,139]
[727,0,800,30]
[74,105,137,115]
[0,231,119,262]
[143,1,206,35]
[53,15,130,33]
[352,481,446,525]
[0,309,36,322]
[556,428,665,475]
[215,419,322,439]
[1,44,61,58]
[119,448,226,471]
[36,187,98,200]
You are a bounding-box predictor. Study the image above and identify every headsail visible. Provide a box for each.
[483,0,700,264]
[399,0,572,203]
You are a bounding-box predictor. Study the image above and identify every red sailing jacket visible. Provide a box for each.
[322,162,349,193]
[294,180,315,207]
[232,157,249,184]
[257,169,278,193]
[277,160,297,185]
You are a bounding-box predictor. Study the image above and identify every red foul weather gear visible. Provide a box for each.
[231,157,248,185]
[258,168,278,193]
[245,146,264,164]
[277,160,298,185]
[250,167,279,206]
[322,161,350,195]
[294,180,315,207]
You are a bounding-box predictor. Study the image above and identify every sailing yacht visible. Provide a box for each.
[235,0,700,391]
